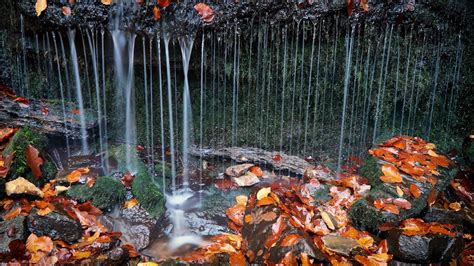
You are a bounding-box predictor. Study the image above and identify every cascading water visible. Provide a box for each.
[67,28,89,154]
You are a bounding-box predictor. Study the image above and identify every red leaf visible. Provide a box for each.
[152,6,161,21]
[409,184,422,198]
[13,97,29,105]
[157,0,170,8]
[121,171,135,187]
[71,109,80,115]
[272,154,282,162]
[427,189,437,207]
[26,144,44,178]
[215,177,237,190]
[61,6,71,16]
[194,3,214,23]
[41,106,49,115]
[360,0,369,12]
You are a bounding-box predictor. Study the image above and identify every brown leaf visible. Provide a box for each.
[347,0,353,16]
[0,128,17,143]
[360,0,369,12]
[427,189,437,207]
[194,3,214,22]
[382,203,400,215]
[101,0,112,5]
[409,184,422,198]
[26,144,44,178]
[261,211,278,222]
[3,207,21,220]
[249,166,263,177]
[124,198,139,209]
[152,6,161,21]
[121,171,135,187]
[448,202,461,211]
[26,233,53,263]
[36,0,47,16]
[0,152,15,178]
[280,234,301,247]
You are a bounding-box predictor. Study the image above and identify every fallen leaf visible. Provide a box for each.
[280,234,301,247]
[101,0,112,5]
[249,166,263,177]
[427,189,437,207]
[26,233,53,263]
[124,198,139,209]
[380,164,403,183]
[448,202,461,211]
[194,3,214,23]
[357,236,374,249]
[256,187,271,200]
[272,154,282,162]
[3,207,21,220]
[137,262,159,266]
[71,109,80,115]
[257,196,275,207]
[157,0,170,8]
[6,177,44,198]
[152,6,161,21]
[73,251,91,260]
[396,186,404,197]
[61,6,71,16]
[36,0,47,16]
[360,0,369,12]
[382,203,400,215]
[235,195,248,206]
[229,253,246,266]
[0,128,17,143]
[409,184,422,198]
[347,0,353,16]
[26,144,44,178]
[121,171,134,187]
[321,210,335,230]
[0,152,15,178]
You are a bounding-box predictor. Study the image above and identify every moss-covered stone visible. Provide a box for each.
[67,176,126,211]
[2,128,47,179]
[131,170,165,218]
[42,161,58,180]
[107,144,166,218]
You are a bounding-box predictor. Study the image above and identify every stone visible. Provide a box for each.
[27,209,83,244]
[303,165,338,183]
[387,229,464,263]
[232,172,260,187]
[225,163,254,177]
[0,216,27,254]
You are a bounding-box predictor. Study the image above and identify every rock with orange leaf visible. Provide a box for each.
[27,209,83,244]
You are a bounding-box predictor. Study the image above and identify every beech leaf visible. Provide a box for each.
[26,144,44,179]
[36,0,47,16]
[194,3,214,23]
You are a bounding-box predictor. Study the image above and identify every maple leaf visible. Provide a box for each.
[26,144,44,178]
[153,6,161,21]
[194,3,214,23]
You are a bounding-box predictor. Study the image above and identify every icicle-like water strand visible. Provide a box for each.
[124,33,138,173]
[67,28,89,154]
[336,26,355,174]
[157,36,166,194]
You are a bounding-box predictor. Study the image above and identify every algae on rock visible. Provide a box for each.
[67,176,126,210]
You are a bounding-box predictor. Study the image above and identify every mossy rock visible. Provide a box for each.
[350,159,457,233]
[2,127,52,186]
[67,176,126,211]
[132,170,165,218]
[202,186,252,219]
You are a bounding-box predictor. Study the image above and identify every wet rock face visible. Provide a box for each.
[386,229,464,263]
[27,209,82,244]
[0,216,27,254]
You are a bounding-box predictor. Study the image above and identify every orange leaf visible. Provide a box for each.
[124,198,139,209]
[194,3,214,23]
[26,233,53,263]
[0,152,15,178]
[249,166,263,177]
[152,6,161,21]
[35,0,47,17]
[0,128,17,143]
[229,253,246,266]
[3,207,21,220]
[272,154,282,162]
[256,196,275,207]
[71,109,80,115]
[73,251,91,260]
[157,0,170,8]
[26,144,44,178]
[409,184,422,198]
[225,204,245,226]
[382,204,399,215]
[122,244,139,257]
[448,202,461,211]
[66,170,81,183]
[380,164,403,183]
[281,234,301,247]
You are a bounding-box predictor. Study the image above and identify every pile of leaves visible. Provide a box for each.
[0,128,140,264]
[177,136,471,265]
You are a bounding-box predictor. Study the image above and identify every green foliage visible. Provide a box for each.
[131,170,165,218]
[359,156,383,187]
[2,127,47,181]
[42,161,57,181]
[67,176,126,211]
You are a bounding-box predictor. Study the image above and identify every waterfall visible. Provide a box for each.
[124,34,138,173]
[67,28,89,154]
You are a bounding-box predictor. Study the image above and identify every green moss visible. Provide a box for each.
[42,161,57,181]
[155,162,172,178]
[131,170,165,218]
[312,184,331,202]
[2,128,47,182]
[67,176,126,211]
[359,156,383,187]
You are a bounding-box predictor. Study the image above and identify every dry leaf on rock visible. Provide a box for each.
[26,144,44,178]
[36,0,47,16]
[6,177,44,198]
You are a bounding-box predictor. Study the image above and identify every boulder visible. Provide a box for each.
[5,177,44,198]
[27,209,82,244]
[387,229,464,263]
[232,172,260,187]
[0,216,27,254]
[225,163,254,177]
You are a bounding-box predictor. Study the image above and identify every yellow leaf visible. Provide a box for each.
[235,195,248,206]
[356,236,374,249]
[425,143,436,150]
[256,187,271,200]
[36,0,47,16]
[55,185,70,193]
[396,186,404,197]
[320,210,335,230]
[73,251,91,259]
[124,198,139,209]
[101,0,112,5]
[137,262,159,266]
[428,150,439,157]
